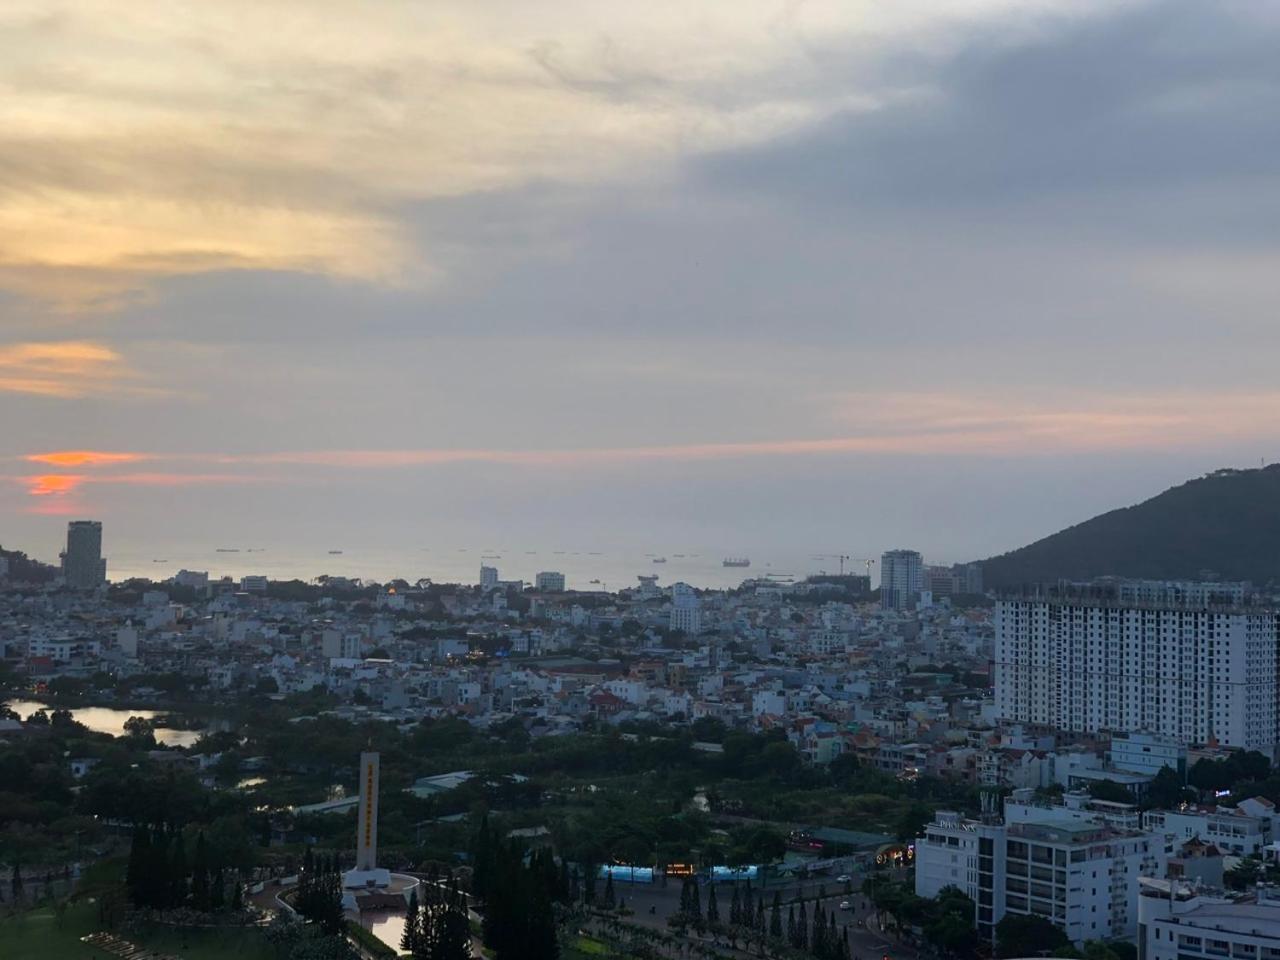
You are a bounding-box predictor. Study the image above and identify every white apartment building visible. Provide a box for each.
[1139,880,1280,960]
[479,565,499,590]
[1114,580,1250,607]
[1111,731,1188,779]
[535,571,566,592]
[240,575,268,594]
[808,629,848,656]
[916,800,1167,946]
[173,569,210,590]
[881,549,923,611]
[994,587,1280,755]
[670,582,702,635]
[29,637,102,662]
[117,624,139,657]
[321,631,362,659]
[1142,799,1276,857]
[753,689,788,717]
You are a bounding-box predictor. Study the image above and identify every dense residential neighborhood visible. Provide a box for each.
[7,527,1280,959]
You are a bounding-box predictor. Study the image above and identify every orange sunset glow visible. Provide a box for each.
[25,451,147,467]
[23,474,88,497]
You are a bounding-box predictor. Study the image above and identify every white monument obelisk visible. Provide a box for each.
[343,750,390,901]
[356,750,379,870]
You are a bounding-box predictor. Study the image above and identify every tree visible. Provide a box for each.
[1146,766,1193,809]
[684,878,701,920]
[438,882,472,960]
[191,831,211,911]
[403,888,421,955]
[1081,941,1123,960]
[706,883,719,924]
[1087,779,1134,804]
[769,892,782,939]
[126,826,149,906]
[169,831,189,909]
[603,871,616,908]
[895,803,933,844]
[996,914,1071,958]
[1189,758,1230,794]
[122,715,153,737]
[1226,856,1263,891]
[296,850,344,935]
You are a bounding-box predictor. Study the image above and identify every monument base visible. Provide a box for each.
[342,867,392,890]
[341,867,393,911]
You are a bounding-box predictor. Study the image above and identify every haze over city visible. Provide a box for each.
[5,0,1280,571]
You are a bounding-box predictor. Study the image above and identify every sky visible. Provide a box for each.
[3,0,1280,577]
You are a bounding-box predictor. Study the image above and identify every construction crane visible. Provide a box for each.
[811,554,877,578]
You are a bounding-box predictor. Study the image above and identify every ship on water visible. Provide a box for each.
[723,557,751,568]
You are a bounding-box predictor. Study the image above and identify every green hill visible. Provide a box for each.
[980,465,1280,589]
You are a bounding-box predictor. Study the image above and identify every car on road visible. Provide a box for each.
[839,901,852,911]
[836,874,852,883]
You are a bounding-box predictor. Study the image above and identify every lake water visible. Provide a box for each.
[4,699,219,747]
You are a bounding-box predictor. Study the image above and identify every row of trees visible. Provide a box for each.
[471,816,563,960]
[400,870,470,960]
[125,825,243,913]
[671,877,853,960]
[294,848,344,935]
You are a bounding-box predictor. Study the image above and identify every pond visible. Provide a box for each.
[354,909,406,953]
[4,699,229,747]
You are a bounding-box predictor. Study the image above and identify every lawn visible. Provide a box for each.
[125,921,275,960]
[0,902,99,960]
[0,900,274,960]
[562,934,618,960]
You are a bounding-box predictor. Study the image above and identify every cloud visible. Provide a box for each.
[20,388,1280,489]
[25,450,148,467]
[0,0,1117,309]
[701,0,1280,219]
[825,391,1280,451]
[10,469,260,514]
[0,341,147,398]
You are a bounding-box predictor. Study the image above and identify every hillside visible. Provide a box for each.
[980,465,1280,589]
[0,545,58,584]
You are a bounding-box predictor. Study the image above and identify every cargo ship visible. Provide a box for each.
[722,557,751,568]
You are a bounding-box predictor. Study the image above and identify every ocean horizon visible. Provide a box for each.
[104,544,859,592]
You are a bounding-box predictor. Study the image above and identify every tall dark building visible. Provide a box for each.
[61,520,106,590]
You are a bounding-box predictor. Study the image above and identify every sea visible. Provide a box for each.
[107,545,854,592]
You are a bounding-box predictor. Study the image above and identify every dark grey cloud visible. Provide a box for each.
[701,1,1280,216]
